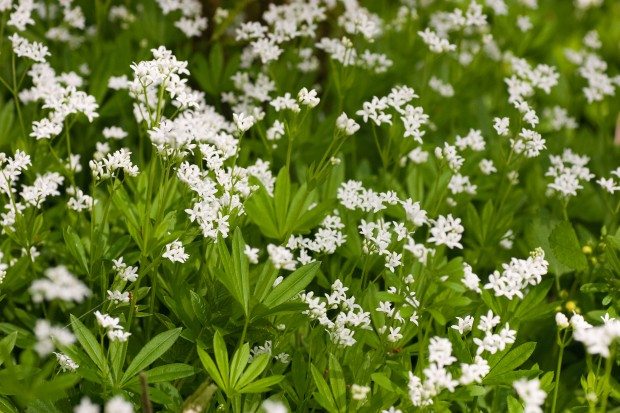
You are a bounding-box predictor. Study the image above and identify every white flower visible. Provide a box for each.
[262,399,288,413]
[30,266,90,303]
[95,311,121,330]
[244,245,259,264]
[517,15,533,32]
[512,128,546,158]
[572,314,620,358]
[267,244,296,271]
[270,93,300,113]
[478,310,500,332]
[336,112,360,136]
[484,248,548,299]
[387,326,403,342]
[102,126,128,140]
[112,257,138,282]
[54,352,79,372]
[452,316,474,335]
[351,384,371,401]
[10,33,50,62]
[418,28,456,53]
[401,199,427,226]
[298,87,320,108]
[233,112,255,132]
[74,397,100,413]
[460,356,490,385]
[162,240,189,263]
[597,177,620,194]
[555,313,569,329]
[108,329,131,342]
[34,320,76,357]
[104,396,133,413]
[267,120,285,141]
[479,159,497,175]
[89,148,139,180]
[107,290,130,304]
[428,337,457,367]
[513,379,546,413]
[428,214,464,249]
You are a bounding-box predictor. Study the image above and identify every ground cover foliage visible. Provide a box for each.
[0,0,619,412]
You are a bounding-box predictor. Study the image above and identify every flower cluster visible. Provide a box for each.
[300,280,371,347]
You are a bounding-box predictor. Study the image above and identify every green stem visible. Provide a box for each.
[11,52,27,141]
[598,346,615,413]
[550,329,568,413]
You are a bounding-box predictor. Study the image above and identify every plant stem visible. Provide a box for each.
[598,346,615,413]
[551,329,568,413]
[11,52,27,141]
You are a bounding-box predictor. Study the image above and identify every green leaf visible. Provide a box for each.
[121,327,182,385]
[0,101,15,147]
[263,261,320,308]
[230,344,250,387]
[310,364,337,412]
[484,342,536,384]
[274,167,291,233]
[525,216,570,275]
[328,354,346,410]
[213,331,230,390]
[0,396,19,413]
[245,185,279,239]
[371,373,399,393]
[507,395,524,413]
[548,221,588,271]
[63,227,89,275]
[283,183,310,235]
[235,353,270,390]
[239,375,284,393]
[217,229,250,316]
[0,332,17,367]
[232,228,250,316]
[109,340,126,384]
[31,374,80,400]
[253,262,279,304]
[70,315,108,376]
[128,363,196,385]
[198,346,226,391]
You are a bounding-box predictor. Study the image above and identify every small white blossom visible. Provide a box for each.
[162,240,189,263]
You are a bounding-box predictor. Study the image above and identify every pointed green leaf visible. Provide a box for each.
[549,221,587,271]
[121,328,182,385]
[63,227,89,275]
[198,346,226,391]
[484,342,536,384]
[263,261,320,308]
[213,331,230,390]
[230,344,250,387]
[217,229,250,316]
[239,375,284,393]
[310,363,337,412]
[328,354,346,410]
[70,315,107,375]
[274,167,291,233]
[235,353,270,390]
[128,363,196,385]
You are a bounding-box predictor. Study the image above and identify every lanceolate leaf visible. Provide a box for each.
[263,261,320,308]
[217,228,250,316]
[121,327,182,385]
[239,375,284,393]
[70,315,108,377]
[198,346,226,391]
[484,342,536,384]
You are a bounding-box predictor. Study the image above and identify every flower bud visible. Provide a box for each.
[555,312,569,329]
